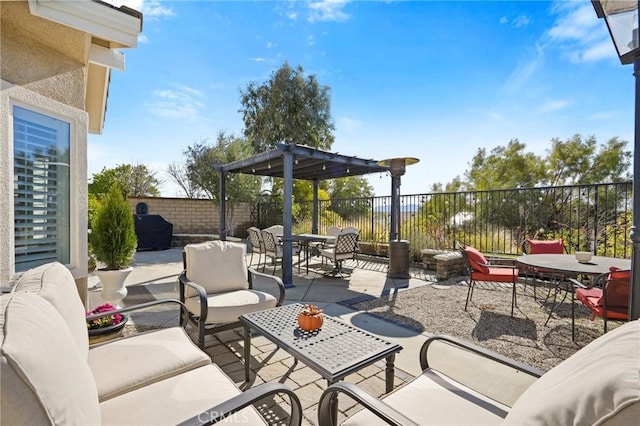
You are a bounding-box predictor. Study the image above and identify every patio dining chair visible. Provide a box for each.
[571,267,630,340]
[319,231,359,277]
[520,238,576,324]
[261,229,301,275]
[458,243,519,317]
[178,240,285,349]
[247,226,265,269]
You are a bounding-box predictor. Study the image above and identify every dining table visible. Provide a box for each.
[515,254,631,324]
[292,233,336,274]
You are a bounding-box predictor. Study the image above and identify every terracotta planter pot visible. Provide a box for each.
[297,312,324,331]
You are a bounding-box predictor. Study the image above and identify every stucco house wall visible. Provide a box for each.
[0,0,142,305]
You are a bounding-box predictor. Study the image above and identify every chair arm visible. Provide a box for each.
[568,277,590,290]
[178,273,210,323]
[317,382,418,426]
[420,335,543,377]
[85,299,190,328]
[248,268,286,306]
[178,382,303,426]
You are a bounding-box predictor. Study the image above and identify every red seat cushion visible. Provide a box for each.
[472,267,518,282]
[527,239,565,254]
[464,246,490,273]
[576,288,629,319]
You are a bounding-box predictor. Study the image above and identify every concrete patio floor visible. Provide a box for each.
[87,247,437,425]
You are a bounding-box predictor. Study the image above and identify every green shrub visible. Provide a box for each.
[90,185,137,270]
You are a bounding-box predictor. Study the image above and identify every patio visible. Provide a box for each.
[87,247,620,425]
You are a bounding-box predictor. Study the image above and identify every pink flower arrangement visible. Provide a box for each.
[86,303,124,330]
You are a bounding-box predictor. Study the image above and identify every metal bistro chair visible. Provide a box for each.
[319,231,359,277]
[571,267,630,340]
[261,229,301,275]
[247,226,265,269]
[457,242,519,317]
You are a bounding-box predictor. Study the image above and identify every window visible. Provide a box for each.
[13,105,71,272]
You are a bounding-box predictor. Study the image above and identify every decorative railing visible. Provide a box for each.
[258,182,633,261]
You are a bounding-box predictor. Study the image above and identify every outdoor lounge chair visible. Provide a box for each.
[458,243,519,317]
[179,240,285,349]
[318,319,640,425]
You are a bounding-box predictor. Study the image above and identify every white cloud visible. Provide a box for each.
[148,84,206,121]
[504,44,545,93]
[307,0,351,23]
[250,57,269,63]
[538,99,571,112]
[546,1,611,64]
[138,34,149,44]
[500,16,508,25]
[266,41,274,49]
[512,15,530,28]
[337,116,363,132]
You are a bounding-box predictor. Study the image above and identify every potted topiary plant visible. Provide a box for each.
[90,184,137,307]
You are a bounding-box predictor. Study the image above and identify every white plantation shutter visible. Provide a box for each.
[13,106,71,272]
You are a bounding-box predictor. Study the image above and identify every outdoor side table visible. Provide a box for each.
[240,303,402,421]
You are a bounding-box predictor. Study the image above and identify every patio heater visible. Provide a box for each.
[592,0,640,320]
[377,157,420,279]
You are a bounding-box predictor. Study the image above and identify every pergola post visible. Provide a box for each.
[312,179,319,234]
[219,169,227,241]
[282,151,294,288]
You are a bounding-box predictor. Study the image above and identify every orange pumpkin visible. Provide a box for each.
[297,312,323,331]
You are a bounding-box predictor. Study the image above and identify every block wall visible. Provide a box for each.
[127,197,254,238]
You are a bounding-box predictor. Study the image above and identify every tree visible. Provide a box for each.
[465,139,546,190]
[89,163,162,197]
[183,133,262,236]
[167,161,204,198]
[239,62,335,152]
[544,135,631,186]
[328,177,375,219]
[463,135,631,191]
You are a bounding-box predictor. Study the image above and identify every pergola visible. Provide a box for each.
[216,143,390,287]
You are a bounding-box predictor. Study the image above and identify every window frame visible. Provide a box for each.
[9,100,78,274]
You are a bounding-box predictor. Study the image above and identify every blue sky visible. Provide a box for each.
[93,0,634,197]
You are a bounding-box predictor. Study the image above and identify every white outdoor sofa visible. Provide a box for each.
[318,318,639,425]
[1,262,302,425]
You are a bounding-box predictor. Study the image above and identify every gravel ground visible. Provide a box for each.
[354,277,621,372]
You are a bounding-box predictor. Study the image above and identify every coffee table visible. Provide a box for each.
[240,303,402,421]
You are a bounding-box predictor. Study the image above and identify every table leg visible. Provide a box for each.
[306,243,310,275]
[385,354,396,393]
[244,325,251,383]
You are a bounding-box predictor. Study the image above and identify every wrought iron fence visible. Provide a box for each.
[258,182,633,260]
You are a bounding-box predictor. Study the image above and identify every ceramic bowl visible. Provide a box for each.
[575,251,592,263]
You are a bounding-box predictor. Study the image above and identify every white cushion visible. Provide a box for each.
[100,364,265,425]
[88,327,211,401]
[185,241,249,296]
[185,290,277,324]
[345,369,508,425]
[0,293,101,425]
[12,261,89,358]
[504,319,640,426]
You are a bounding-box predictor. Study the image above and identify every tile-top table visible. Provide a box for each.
[240,303,402,392]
